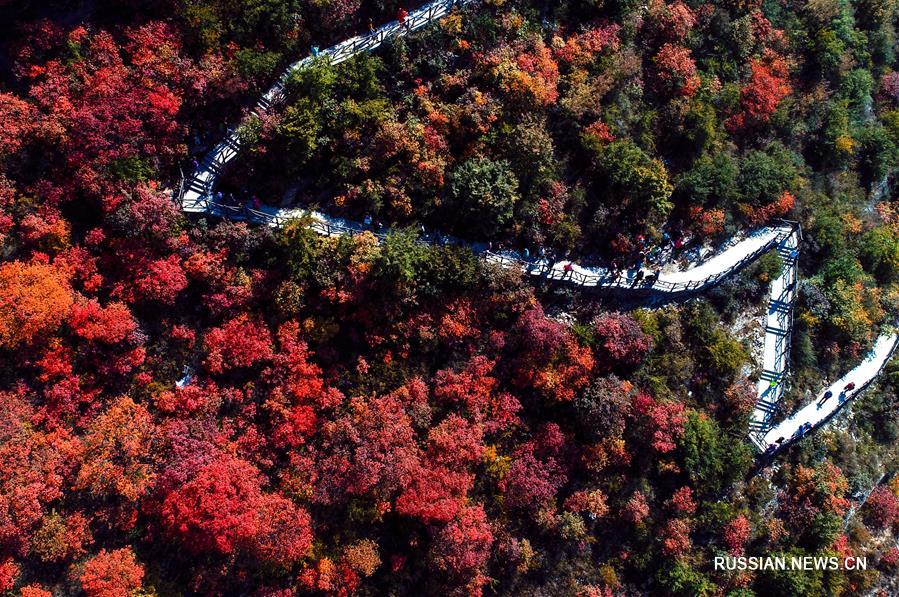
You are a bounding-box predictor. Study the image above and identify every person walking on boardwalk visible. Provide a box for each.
[631,269,644,287]
[817,390,832,407]
[397,7,408,29]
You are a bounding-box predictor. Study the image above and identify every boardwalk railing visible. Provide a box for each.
[174,166,186,206]
[179,0,474,208]
[757,331,899,455]
[172,0,896,458]
[483,221,799,295]
[748,225,802,448]
[189,194,801,299]
[849,333,899,400]
[770,227,801,383]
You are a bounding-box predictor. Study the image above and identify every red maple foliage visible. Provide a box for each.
[723,515,752,555]
[621,491,651,525]
[593,312,653,368]
[159,454,263,555]
[79,548,144,597]
[250,493,314,568]
[500,447,566,511]
[653,43,701,97]
[661,518,692,556]
[778,463,851,535]
[203,314,275,374]
[314,394,421,506]
[645,0,696,44]
[726,50,791,132]
[429,504,494,595]
[741,190,795,226]
[0,92,37,156]
[75,396,155,506]
[264,321,344,447]
[69,300,137,344]
[668,486,697,515]
[864,487,899,530]
[426,415,485,467]
[433,356,521,434]
[396,465,473,524]
[0,260,72,348]
[0,559,18,592]
[512,305,594,402]
[553,24,621,65]
[32,508,91,566]
[563,489,609,518]
[16,23,191,205]
[631,392,686,454]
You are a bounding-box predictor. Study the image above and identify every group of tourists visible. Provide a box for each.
[480,232,691,288]
[212,190,262,213]
[765,380,860,452]
[815,381,857,408]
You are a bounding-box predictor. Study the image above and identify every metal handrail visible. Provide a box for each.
[177,0,472,210]
[479,222,799,294]
[750,226,802,430]
[762,329,899,454]
[191,197,800,300]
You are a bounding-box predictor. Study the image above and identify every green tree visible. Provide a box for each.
[881,110,899,146]
[859,226,899,283]
[856,124,897,190]
[706,330,749,380]
[818,100,854,170]
[738,143,799,206]
[593,140,673,222]
[447,157,520,238]
[503,117,557,188]
[374,228,426,287]
[277,59,339,162]
[677,151,739,210]
[805,511,842,549]
[811,28,846,80]
[754,249,784,285]
[839,68,874,113]
[680,99,719,156]
[277,98,323,161]
[411,245,480,299]
[181,0,302,52]
[678,411,751,495]
[278,216,323,281]
[235,47,282,87]
[756,550,825,596]
[658,559,716,596]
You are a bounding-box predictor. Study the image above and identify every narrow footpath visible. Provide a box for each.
[175,0,898,457]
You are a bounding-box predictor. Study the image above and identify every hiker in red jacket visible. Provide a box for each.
[397,8,408,28]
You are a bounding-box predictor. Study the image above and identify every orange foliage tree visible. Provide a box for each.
[79,548,144,597]
[0,261,72,348]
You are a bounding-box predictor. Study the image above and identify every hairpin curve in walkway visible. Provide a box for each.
[173,0,898,457]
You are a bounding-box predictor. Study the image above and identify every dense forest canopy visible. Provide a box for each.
[0,0,898,595]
